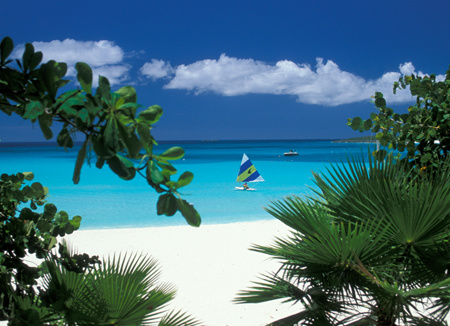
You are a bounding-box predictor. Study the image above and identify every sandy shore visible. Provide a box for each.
[64,219,299,326]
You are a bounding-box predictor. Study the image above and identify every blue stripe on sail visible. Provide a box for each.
[238,160,253,175]
[241,169,261,182]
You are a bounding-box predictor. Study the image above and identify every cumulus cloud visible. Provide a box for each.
[12,39,130,86]
[140,54,438,106]
[140,59,175,80]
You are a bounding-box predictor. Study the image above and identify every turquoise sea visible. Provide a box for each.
[0,140,375,229]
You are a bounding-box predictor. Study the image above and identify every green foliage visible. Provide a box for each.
[237,155,450,325]
[0,172,100,324]
[348,66,450,170]
[41,250,203,326]
[0,36,200,226]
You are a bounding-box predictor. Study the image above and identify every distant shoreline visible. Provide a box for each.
[0,138,341,147]
[332,136,377,143]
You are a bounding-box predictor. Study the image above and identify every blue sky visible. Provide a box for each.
[1,0,449,142]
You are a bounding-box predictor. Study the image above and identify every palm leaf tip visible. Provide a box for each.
[158,309,204,326]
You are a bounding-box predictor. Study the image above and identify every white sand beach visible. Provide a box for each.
[64,219,299,326]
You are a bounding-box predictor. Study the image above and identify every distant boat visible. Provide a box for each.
[284,150,299,156]
[235,153,264,191]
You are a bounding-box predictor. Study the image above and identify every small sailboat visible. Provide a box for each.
[284,149,299,156]
[235,153,264,191]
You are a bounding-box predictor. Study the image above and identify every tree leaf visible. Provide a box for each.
[116,86,137,103]
[137,122,153,154]
[106,155,136,180]
[38,114,53,140]
[57,128,74,148]
[22,172,34,181]
[159,147,184,160]
[0,36,13,63]
[350,117,362,131]
[29,51,43,71]
[363,119,373,131]
[96,75,111,104]
[137,105,163,125]
[22,43,35,72]
[164,193,178,216]
[157,194,169,215]
[375,97,386,108]
[115,119,142,159]
[148,161,164,184]
[69,215,82,230]
[23,101,45,120]
[72,138,88,184]
[176,171,194,189]
[177,198,201,227]
[75,62,93,95]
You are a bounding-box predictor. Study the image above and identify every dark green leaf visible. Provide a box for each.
[350,117,362,131]
[72,138,89,184]
[116,86,137,103]
[137,105,163,125]
[160,147,184,160]
[0,36,13,63]
[363,119,373,131]
[176,171,194,189]
[69,215,82,230]
[96,157,105,169]
[157,194,169,215]
[137,122,153,153]
[177,198,201,227]
[164,193,178,216]
[106,155,136,180]
[375,96,387,108]
[22,43,35,72]
[75,62,93,94]
[37,114,53,140]
[96,75,111,104]
[148,161,164,184]
[57,128,74,148]
[36,220,52,232]
[373,149,387,161]
[43,203,57,220]
[103,117,123,155]
[406,140,416,153]
[23,101,45,120]
[115,119,142,159]
[23,172,34,181]
[31,182,45,198]
[420,153,432,163]
[29,51,43,71]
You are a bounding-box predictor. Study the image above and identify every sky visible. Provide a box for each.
[1,0,449,142]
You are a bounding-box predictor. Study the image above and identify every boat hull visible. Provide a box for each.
[234,187,257,191]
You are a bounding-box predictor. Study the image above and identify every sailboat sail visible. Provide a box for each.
[236,154,264,183]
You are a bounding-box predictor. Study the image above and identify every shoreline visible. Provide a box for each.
[64,219,299,326]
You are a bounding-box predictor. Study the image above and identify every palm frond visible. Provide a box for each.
[158,309,204,326]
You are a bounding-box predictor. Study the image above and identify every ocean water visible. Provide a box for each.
[0,140,375,229]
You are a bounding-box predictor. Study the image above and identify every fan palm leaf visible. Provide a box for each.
[42,249,202,325]
[238,153,450,324]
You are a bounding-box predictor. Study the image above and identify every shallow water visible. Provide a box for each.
[0,140,375,229]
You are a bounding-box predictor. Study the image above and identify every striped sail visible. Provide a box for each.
[236,154,264,182]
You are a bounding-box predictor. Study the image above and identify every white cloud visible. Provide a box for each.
[140,59,174,79]
[13,39,129,86]
[141,54,436,106]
